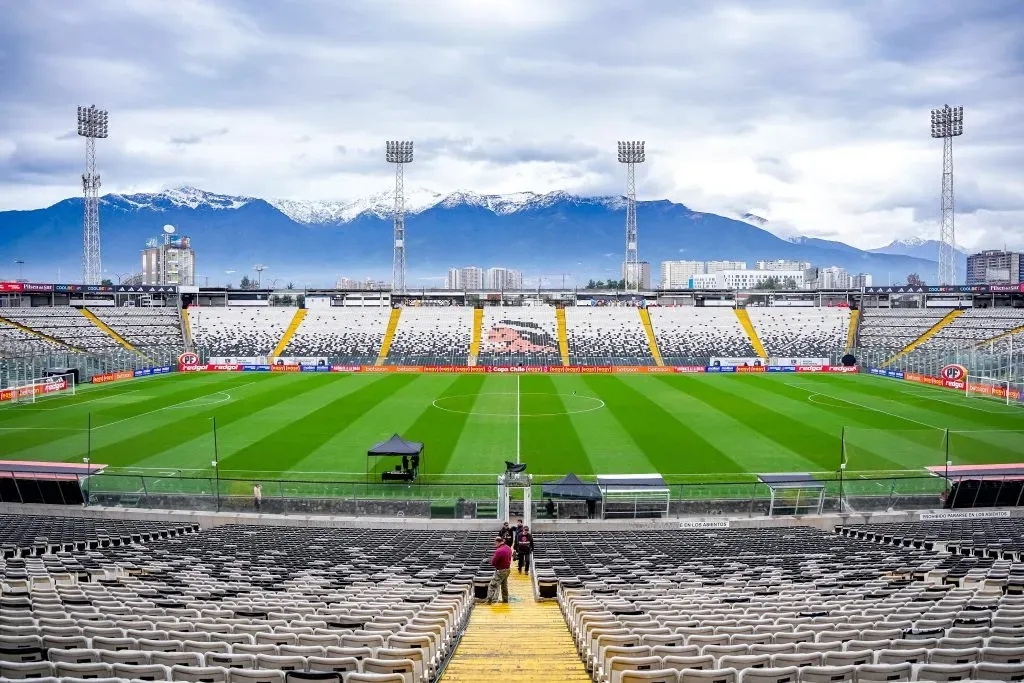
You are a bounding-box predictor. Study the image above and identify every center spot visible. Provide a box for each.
[432,392,605,417]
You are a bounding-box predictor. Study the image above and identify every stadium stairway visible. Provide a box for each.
[845,308,860,352]
[556,307,570,366]
[441,570,589,683]
[977,322,1024,348]
[80,307,137,352]
[638,307,665,366]
[270,308,307,358]
[375,307,402,366]
[883,308,965,367]
[734,308,768,359]
[468,307,483,366]
[0,314,82,352]
[181,306,195,352]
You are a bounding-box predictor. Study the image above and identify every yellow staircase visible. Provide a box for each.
[468,308,483,367]
[0,315,81,352]
[182,308,195,353]
[638,307,664,366]
[976,323,1024,348]
[883,309,965,367]
[375,307,402,366]
[81,308,136,352]
[271,308,307,359]
[845,309,860,352]
[734,308,767,359]
[442,571,589,683]
[555,308,570,366]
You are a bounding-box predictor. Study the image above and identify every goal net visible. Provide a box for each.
[3,373,77,405]
[966,375,1023,406]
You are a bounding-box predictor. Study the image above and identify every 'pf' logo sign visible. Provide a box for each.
[178,352,200,367]
[940,364,967,381]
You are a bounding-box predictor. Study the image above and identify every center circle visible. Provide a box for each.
[432,392,605,417]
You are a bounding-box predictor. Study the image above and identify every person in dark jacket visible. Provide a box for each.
[499,522,515,547]
[512,518,524,546]
[516,526,534,574]
[545,497,556,519]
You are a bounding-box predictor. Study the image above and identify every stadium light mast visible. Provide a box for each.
[253,264,266,288]
[77,105,108,284]
[930,104,964,286]
[618,141,645,292]
[386,140,414,293]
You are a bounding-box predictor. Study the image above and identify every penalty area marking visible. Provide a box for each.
[804,391,942,430]
[432,392,605,418]
[162,391,233,410]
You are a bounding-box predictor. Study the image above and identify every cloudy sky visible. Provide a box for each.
[1,0,1022,250]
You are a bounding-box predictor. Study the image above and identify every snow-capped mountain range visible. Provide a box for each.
[0,186,960,285]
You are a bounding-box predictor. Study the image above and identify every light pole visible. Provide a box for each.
[386,140,414,293]
[211,416,221,511]
[618,141,645,292]
[253,264,266,289]
[77,105,108,284]
[930,105,964,286]
[14,259,24,281]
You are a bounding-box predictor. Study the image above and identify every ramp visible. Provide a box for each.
[442,570,588,683]
[976,323,1024,348]
[181,308,195,353]
[468,308,483,367]
[734,308,767,359]
[638,307,664,366]
[883,309,964,367]
[375,307,402,366]
[271,308,307,358]
[81,308,136,352]
[0,315,81,352]
[555,308,570,366]
[845,309,860,352]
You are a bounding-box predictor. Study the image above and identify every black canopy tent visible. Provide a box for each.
[367,434,424,482]
[541,472,602,501]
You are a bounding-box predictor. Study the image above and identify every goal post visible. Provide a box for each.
[4,373,77,405]
[966,375,1022,406]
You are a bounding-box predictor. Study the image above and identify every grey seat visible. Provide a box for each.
[679,668,739,683]
[771,653,821,668]
[112,662,171,681]
[973,662,1024,681]
[620,671,682,683]
[306,656,360,674]
[151,652,203,668]
[229,669,288,683]
[909,663,973,681]
[53,661,114,678]
[854,663,912,682]
[823,651,872,667]
[877,649,928,666]
[48,648,100,664]
[738,666,798,683]
[0,660,54,678]
[927,649,979,665]
[99,649,149,666]
[171,664,231,682]
[797,665,855,683]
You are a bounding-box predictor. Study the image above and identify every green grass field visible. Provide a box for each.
[2,371,1023,499]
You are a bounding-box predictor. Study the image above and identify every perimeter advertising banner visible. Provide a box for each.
[872,366,1022,402]
[175,362,857,374]
[0,377,69,403]
[93,366,173,384]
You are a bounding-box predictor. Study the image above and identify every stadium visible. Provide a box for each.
[4,2,1024,682]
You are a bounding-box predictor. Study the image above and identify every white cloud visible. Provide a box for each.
[1,0,1022,250]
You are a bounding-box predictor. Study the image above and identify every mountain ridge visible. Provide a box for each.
[1,187,956,286]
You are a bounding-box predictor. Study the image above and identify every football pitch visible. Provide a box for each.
[2,371,1023,492]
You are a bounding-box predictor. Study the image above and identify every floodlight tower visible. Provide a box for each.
[77,105,108,284]
[618,141,645,291]
[386,141,414,293]
[930,104,964,286]
[253,264,266,288]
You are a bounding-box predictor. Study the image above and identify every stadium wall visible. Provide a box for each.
[178,360,859,374]
[868,366,1023,402]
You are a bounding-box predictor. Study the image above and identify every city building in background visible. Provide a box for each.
[659,260,706,288]
[706,260,747,273]
[966,249,1023,285]
[691,269,805,290]
[851,273,873,289]
[446,266,484,290]
[755,259,812,271]
[621,260,652,289]
[486,267,524,290]
[336,277,389,290]
[141,226,195,286]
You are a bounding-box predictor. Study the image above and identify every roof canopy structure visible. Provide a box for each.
[541,472,602,501]
[367,434,423,457]
[758,473,825,516]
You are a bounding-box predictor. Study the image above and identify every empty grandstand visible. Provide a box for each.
[476,306,561,366]
[746,307,850,358]
[282,308,391,364]
[385,307,473,366]
[0,320,68,358]
[649,308,756,365]
[0,307,121,353]
[91,308,184,352]
[188,307,295,358]
[909,308,1024,353]
[856,308,948,352]
[564,307,653,366]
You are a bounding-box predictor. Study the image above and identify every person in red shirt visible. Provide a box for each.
[486,535,512,604]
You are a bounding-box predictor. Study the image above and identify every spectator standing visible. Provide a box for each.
[253,483,262,512]
[499,521,515,548]
[486,536,512,604]
[517,526,534,574]
[545,497,555,519]
[401,455,409,473]
[513,518,524,546]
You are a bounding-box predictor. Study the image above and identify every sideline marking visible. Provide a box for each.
[431,391,605,418]
[95,380,258,430]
